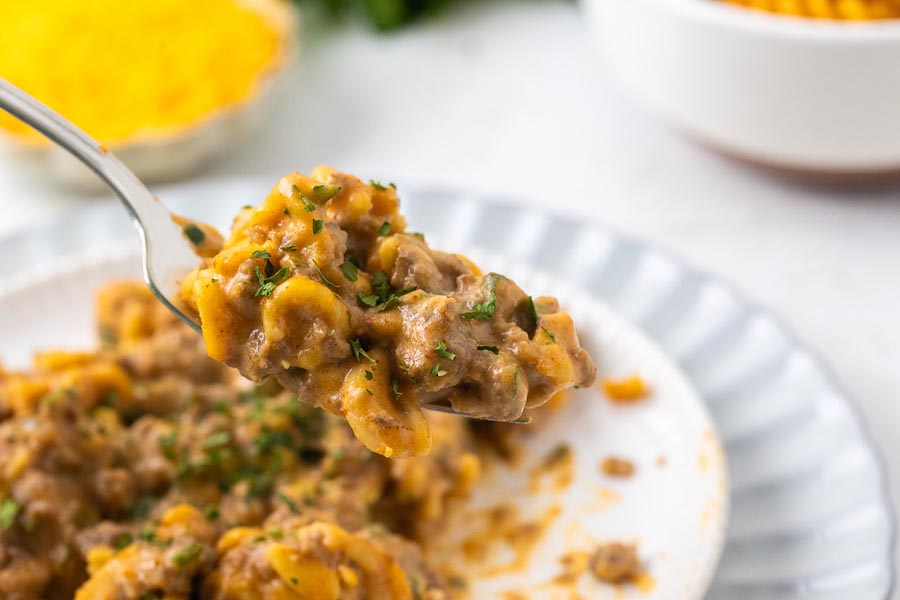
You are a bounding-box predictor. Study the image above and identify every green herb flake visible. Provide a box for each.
[477,345,500,355]
[0,499,20,530]
[340,261,359,281]
[204,506,221,521]
[435,340,455,360]
[139,593,161,600]
[541,327,557,344]
[137,526,156,542]
[461,291,496,320]
[172,542,203,567]
[370,179,387,190]
[371,271,390,299]
[183,224,205,245]
[312,261,337,288]
[300,194,317,212]
[377,286,417,311]
[281,245,297,252]
[312,219,324,234]
[255,266,290,298]
[113,533,134,550]
[357,292,379,308]
[365,388,374,395]
[391,377,402,399]
[202,431,230,451]
[364,370,374,380]
[377,221,392,236]
[311,184,342,202]
[430,365,447,377]
[251,250,271,259]
[276,492,300,515]
[350,339,377,364]
[255,429,293,453]
[158,432,178,460]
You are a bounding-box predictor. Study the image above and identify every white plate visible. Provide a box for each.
[0,177,892,599]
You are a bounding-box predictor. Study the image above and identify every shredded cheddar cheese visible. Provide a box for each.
[0,0,285,144]
[723,0,900,20]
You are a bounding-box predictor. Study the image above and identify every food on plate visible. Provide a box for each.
[602,374,650,404]
[589,542,642,584]
[722,0,900,20]
[0,283,480,599]
[600,456,635,478]
[181,167,596,458]
[0,0,288,145]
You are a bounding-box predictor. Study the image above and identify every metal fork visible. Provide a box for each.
[0,78,529,424]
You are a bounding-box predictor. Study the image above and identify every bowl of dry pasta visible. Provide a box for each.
[584,0,900,180]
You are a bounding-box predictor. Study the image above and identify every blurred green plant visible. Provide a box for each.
[294,0,452,30]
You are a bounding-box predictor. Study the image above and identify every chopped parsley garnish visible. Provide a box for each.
[255,429,292,453]
[461,291,496,320]
[137,526,157,542]
[365,388,374,395]
[357,292,379,308]
[276,492,300,514]
[430,365,447,377]
[364,370,374,380]
[0,499,19,530]
[255,266,290,298]
[410,232,426,242]
[371,271,390,299]
[158,432,178,460]
[201,431,230,451]
[391,377,402,399]
[212,401,232,416]
[312,219,324,234]
[113,533,133,550]
[340,261,359,281]
[300,194,317,212]
[377,221,392,236]
[541,327,556,344]
[435,340,455,360]
[183,224,205,245]
[477,345,500,355]
[370,179,387,190]
[311,184,342,201]
[377,286,417,311]
[172,543,203,567]
[281,245,297,252]
[251,250,271,259]
[525,296,538,322]
[350,339,376,363]
[204,506,220,521]
[312,261,337,288]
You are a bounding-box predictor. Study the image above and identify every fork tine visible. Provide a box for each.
[421,402,532,424]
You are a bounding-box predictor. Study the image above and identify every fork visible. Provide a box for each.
[0,78,529,424]
[0,77,202,333]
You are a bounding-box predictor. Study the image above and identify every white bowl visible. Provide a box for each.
[583,0,900,178]
[0,0,297,188]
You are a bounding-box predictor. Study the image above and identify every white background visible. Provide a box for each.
[0,0,897,586]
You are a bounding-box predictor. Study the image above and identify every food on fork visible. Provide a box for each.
[181,167,596,458]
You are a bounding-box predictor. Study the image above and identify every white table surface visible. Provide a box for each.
[0,0,897,586]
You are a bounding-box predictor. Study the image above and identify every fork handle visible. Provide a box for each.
[0,77,201,332]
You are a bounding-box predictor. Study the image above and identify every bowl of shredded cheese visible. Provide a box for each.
[0,0,297,186]
[584,0,900,179]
